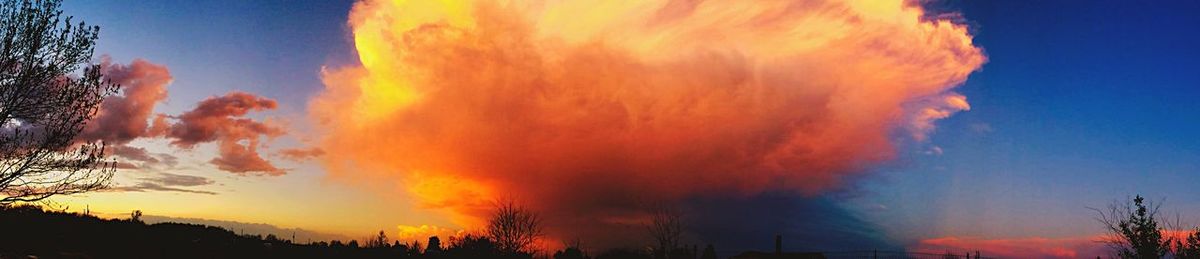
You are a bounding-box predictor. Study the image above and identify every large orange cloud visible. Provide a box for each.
[311,0,985,243]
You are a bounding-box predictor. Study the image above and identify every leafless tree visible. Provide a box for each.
[365,230,390,248]
[0,0,117,204]
[486,199,543,255]
[647,204,683,255]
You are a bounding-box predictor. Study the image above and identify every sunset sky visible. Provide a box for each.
[46,0,1200,257]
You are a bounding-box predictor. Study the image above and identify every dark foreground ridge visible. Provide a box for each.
[1,205,529,259]
[2,205,995,259]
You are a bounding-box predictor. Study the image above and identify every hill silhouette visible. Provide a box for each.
[134,214,353,244]
[0,205,544,259]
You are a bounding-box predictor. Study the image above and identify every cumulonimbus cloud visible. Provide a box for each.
[310,0,986,244]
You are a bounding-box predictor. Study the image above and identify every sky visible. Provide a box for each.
[42,0,1200,257]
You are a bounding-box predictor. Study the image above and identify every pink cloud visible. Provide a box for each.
[156,92,286,175]
[71,58,288,175]
[79,58,171,145]
[915,235,1110,259]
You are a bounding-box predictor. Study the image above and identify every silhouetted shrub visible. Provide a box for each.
[1177,229,1200,259]
[701,244,716,259]
[1095,195,1171,259]
[595,248,652,259]
[554,245,588,259]
[446,234,507,258]
[366,230,390,248]
[426,236,443,256]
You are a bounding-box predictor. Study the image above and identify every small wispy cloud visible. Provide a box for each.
[923,146,944,156]
[969,122,994,134]
[106,173,217,195]
[108,145,180,170]
[278,147,325,162]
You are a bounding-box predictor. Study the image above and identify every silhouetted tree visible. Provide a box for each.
[554,247,587,259]
[486,199,544,255]
[646,205,683,258]
[595,248,652,259]
[667,246,694,259]
[407,240,424,255]
[1094,195,1171,259]
[700,244,716,259]
[554,240,588,259]
[365,230,390,248]
[1175,229,1200,259]
[129,209,141,223]
[0,0,119,204]
[348,240,359,248]
[426,236,443,255]
[447,234,509,258]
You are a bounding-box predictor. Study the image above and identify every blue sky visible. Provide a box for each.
[856,0,1200,243]
[56,0,457,236]
[63,0,357,114]
[54,0,1200,253]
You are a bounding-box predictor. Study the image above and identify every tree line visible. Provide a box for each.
[0,200,722,259]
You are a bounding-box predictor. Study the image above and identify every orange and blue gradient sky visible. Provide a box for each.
[48,0,1200,257]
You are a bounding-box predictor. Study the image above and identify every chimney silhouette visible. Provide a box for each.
[775,235,782,256]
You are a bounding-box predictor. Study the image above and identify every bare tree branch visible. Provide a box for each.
[486,198,543,255]
[647,203,683,256]
[0,0,117,205]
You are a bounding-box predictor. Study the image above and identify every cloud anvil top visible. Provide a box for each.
[312,0,982,247]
